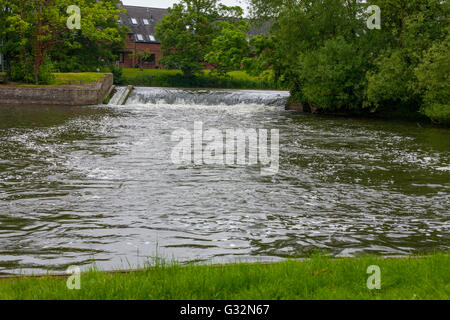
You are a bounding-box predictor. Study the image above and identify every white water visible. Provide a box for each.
[109,86,128,105]
[125,87,290,107]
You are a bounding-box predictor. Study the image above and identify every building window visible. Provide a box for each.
[131,18,138,25]
[148,35,156,42]
[143,19,149,25]
[145,54,155,65]
[136,34,144,41]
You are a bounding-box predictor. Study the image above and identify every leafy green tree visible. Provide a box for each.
[364,0,449,111]
[156,0,242,76]
[205,19,250,76]
[415,32,450,125]
[1,0,126,84]
[298,37,368,111]
[51,0,128,72]
[245,0,449,124]
[246,0,368,93]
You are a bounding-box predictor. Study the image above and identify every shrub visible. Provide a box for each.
[110,65,123,85]
[8,60,34,83]
[37,58,55,85]
[365,49,419,111]
[8,57,55,85]
[298,37,368,111]
[415,35,450,125]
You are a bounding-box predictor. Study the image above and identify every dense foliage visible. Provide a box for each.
[245,0,449,124]
[1,0,448,124]
[156,0,244,76]
[0,0,127,84]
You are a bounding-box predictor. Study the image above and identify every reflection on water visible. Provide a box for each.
[0,99,449,274]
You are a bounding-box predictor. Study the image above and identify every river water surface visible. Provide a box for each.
[0,88,449,274]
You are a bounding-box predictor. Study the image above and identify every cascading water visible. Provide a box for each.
[1,84,449,275]
[124,87,290,107]
[109,86,132,105]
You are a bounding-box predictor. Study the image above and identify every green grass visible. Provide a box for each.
[121,69,261,81]
[120,68,284,90]
[0,72,107,87]
[0,253,448,300]
[52,72,107,85]
[122,68,182,78]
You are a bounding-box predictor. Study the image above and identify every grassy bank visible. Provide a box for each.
[52,73,106,85]
[0,253,448,300]
[120,68,284,90]
[0,72,107,87]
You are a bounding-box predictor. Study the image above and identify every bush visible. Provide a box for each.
[415,35,450,125]
[37,58,55,85]
[8,60,34,83]
[297,37,368,111]
[110,65,123,85]
[365,49,419,111]
[8,57,55,84]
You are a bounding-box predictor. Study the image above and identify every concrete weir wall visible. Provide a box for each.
[0,74,113,106]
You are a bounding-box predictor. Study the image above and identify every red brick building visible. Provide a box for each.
[117,4,168,69]
[116,2,270,70]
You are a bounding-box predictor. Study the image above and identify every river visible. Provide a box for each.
[0,87,448,274]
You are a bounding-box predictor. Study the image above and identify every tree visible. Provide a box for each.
[415,31,450,125]
[244,0,449,124]
[246,0,368,93]
[51,0,128,72]
[1,0,126,84]
[298,37,368,111]
[205,19,250,76]
[156,0,242,76]
[364,0,449,112]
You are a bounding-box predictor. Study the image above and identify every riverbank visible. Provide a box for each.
[119,68,285,90]
[286,94,450,126]
[1,253,448,300]
[0,73,113,105]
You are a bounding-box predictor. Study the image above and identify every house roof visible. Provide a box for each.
[118,4,168,43]
[118,3,270,44]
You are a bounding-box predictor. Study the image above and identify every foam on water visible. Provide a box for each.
[125,87,290,108]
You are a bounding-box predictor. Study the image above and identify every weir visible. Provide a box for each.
[122,87,290,107]
[109,85,133,105]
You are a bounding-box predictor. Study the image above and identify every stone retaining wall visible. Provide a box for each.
[0,74,113,106]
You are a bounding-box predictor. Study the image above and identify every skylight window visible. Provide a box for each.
[143,19,149,25]
[131,18,138,25]
[149,35,156,42]
[136,34,144,41]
